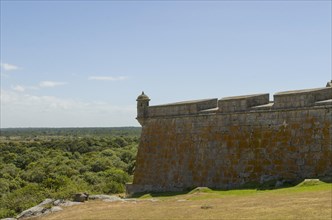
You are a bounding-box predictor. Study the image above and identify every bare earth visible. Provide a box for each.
[34,184,332,220]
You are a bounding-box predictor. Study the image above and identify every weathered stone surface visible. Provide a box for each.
[73,193,89,202]
[38,198,54,206]
[129,83,332,194]
[53,199,65,206]
[59,201,82,207]
[17,204,44,218]
[14,199,83,219]
[89,195,121,201]
[50,206,63,212]
[16,199,54,219]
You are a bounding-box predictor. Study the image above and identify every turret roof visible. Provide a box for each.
[137,92,150,101]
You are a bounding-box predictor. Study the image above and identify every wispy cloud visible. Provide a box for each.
[1,89,136,127]
[11,85,39,92]
[11,85,25,92]
[9,81,66,93]
[39,81,67,88]
[1,63,20,71]
[88,76,128,81]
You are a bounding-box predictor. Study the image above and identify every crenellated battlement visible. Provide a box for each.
[137,82,332,121]
[218,93,270,113]
[148,99,218,117]
[273,86,332,109]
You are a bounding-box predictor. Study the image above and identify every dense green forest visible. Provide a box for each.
[0,127,141,218]
[1,127,141,138]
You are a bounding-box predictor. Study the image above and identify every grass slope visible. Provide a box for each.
[35,181,332,220]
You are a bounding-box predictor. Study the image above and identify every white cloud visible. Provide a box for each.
[0,89,137,128]
[9,81,65,93]
[88,76,128,81]
[11,85,25,92]
[11,85,38,92]
[1,63,20,71]
[39,81,68,88]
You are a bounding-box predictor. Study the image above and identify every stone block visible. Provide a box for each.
[309,145,321,152]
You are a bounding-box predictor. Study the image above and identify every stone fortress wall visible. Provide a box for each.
[127,81,332,194]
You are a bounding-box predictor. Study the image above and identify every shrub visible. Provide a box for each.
[0,208,16,219]
[0,183,45,214]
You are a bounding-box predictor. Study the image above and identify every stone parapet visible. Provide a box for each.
[273,87,332,109]
[148,98,218,117]
[140,84,332,119]
[218,93,270,113]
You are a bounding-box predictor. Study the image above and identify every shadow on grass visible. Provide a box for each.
[129,183,288,198]
[129,176,332,198]
[131,190,191,198]
[320,176,332,183]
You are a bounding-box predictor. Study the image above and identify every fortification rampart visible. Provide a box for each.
[127,82,332,194]
[218,93,270,113]
[148,99,218,117]
[274,87,332,109]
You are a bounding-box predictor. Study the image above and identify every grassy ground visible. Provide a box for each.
[35,181,332,220]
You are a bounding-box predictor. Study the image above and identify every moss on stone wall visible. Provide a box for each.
[131,107,332,193]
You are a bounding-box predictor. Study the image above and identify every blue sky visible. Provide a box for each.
[1,1,331,128]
